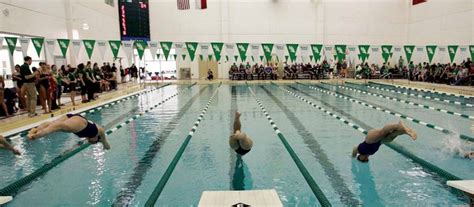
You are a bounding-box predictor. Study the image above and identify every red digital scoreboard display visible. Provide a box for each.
[119,0,150,41]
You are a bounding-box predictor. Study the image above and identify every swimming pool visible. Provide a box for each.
[0,82,472,206]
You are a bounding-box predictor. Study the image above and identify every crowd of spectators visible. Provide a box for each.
[0,56,133,118]
[228,56,474,86]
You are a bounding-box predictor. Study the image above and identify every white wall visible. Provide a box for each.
[0,0,119,67]
[408,0,473,45]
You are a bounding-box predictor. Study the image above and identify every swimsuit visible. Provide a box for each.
[66,114,99,139]
[357,141,382,155]
[235,141,250,156]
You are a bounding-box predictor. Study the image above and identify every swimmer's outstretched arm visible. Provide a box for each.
[351,147,358,157]
[233,111,241,133]
[98,128,111,150]
[0,136,21,155]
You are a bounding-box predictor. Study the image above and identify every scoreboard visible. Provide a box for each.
[119,0,150,41]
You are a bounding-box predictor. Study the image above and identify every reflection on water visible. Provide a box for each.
[351,160,384,207]
[232,155,252,190]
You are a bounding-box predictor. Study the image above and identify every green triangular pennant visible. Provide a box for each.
[381,45,393,63]
[134,40,147,60]
[199,55,204,61]
[286,44,298,62]
[83,40,96,59]
[251,56,255,62]
[160,41,173,61]
[211,42,224,61]
[185,42,198,61]
[236,43,249,61]
[31,38,44,57]
[225,56,229,62]
[5,37,18,56]
[358,45,370,62]
[109,40,121,58]
[157,54,161,60]
[57,39,70,58]
[182,54,186,60]
[285,55,289,62]
[448,45,458,63]
[208,54,213,61]
[173,54,178,60]
[310,44,323,62]
[426,45,437,63]
[310,55,314,61]
[404,45,415,63]
[335,45,347,62]
[261,43,274,61]
[260,55,264,62]
[470,45,474,61]
[234,55,239,62]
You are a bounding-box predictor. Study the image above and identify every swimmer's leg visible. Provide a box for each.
[233,111,242,133]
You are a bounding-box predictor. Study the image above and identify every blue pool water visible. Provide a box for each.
[0,83,472,206]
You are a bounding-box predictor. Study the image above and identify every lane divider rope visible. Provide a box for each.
[145,83,222,207]
[332,83,474,120]
[5,83,172,139]
[307,83,460,133]
[0,83,195,197]
[369,81,474,99]
[247,84,332,207]
[357,83,474,107]
[272,83,462,181]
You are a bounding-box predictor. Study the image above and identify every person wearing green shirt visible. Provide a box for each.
[20,56,38,117]
[398,56,404,69]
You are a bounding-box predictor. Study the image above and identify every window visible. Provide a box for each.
[105,0,115,7]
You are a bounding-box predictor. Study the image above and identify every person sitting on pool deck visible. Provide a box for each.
[352,121,417,162]
[0,135,21,155]
[27,114,111,150]
[229,111,253,156]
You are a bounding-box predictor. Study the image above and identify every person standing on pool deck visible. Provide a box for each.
[352,121,417,162]
[229,111,253,156]
[0,135,21,155]
[27,114,111,150]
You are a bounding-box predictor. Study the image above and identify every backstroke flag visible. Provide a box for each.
[97,40,107,60]
[83,40,96,60]
[286,44,298,62]
[404,45,415,63]
[109,40,121,59]
[19,38,30,57]
[225,43,235,62]
[148,41,159,60]
[71,40,82,59]
[358,45,370,62]
[31,37,44,57]
[236,43,249,62]
[57,39,70,58]
[5,37,18,56]
[426,45,437,63]
[448,45,458,63]
[261,43,274,61]
[160,41,173,61]
[186,42,198,61]
[211,42,224,61]
[311,44,323,62]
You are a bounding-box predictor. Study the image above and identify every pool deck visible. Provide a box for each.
[2,79,473,137]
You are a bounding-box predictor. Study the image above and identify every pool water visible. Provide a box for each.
[0,83,472,206]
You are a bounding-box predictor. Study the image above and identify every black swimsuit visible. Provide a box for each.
[235,141,250,155]
[66,114,99,138]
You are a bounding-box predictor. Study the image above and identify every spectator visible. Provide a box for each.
[20,56,38,117]
[207,69,214,80]
[37,62,52,114]
[0,76,10,117]
[12,65,25,110]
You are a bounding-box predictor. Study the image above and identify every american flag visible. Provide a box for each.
[177,0,190,10]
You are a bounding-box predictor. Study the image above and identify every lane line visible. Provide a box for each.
[144,83,222,207]
[271,83,462,182]
[369,81,474,100]
[246,84,332,207]
[0,84,193,197]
